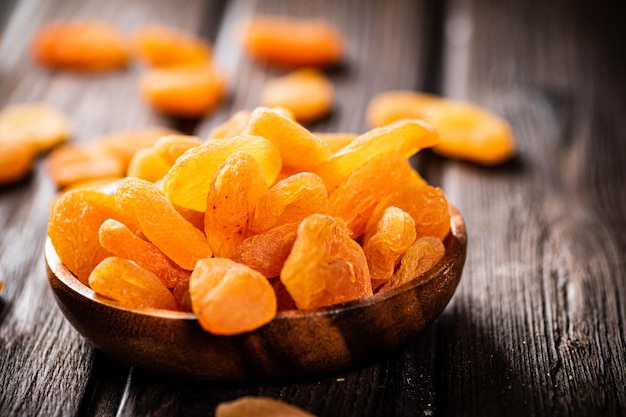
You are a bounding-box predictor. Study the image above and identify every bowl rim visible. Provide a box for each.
[45,204,466,324]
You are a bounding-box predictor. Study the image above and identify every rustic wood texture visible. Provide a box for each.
[1,0,624,416]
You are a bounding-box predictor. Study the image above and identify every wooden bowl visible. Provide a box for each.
[45,205,466,381]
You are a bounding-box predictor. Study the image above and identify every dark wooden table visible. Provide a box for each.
[1,0,625,416]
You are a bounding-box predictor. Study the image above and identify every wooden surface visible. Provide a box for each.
[1,0,625,416]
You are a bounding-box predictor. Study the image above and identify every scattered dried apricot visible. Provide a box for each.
[216,396,316,417]
[162,134,281,212]
[0,103,71,153]
[89,257,178,310]
[281,214,372,309]
[139,64,227,118]
[204,152,268,258]
[0,142,35,185]
[260,68,334,123]
[31,20,128,72]
[114,177,212,270]
[132,24,212,67]
[315,118,438,192]
[189,258,277,335]
[241,15,345,68]
[47,144,125,188]
[366,91,440,128]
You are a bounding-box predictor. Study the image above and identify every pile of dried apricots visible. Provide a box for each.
[0,14,516,335]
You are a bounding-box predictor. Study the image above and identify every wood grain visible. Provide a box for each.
[0,0,624,415]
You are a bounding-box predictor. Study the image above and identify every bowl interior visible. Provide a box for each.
[45,205,467,381]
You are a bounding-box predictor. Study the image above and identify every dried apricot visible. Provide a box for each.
[216,396,316,417]
[98,218,190,288]
[139,64,227,118]
[114,177,212,270]
[0,141,35,185]
[315,119,438,192]
[280,214,372,309]
[162,134,281,212]
[46,144,125,189]
[367,184,451,241]
[48,188,134,284]
[366,90,440,128]
[328,152,421,238]
[207,110,252,140]
[126,147,171,182]
[89,257,178,310]
[367,91,515,165]
[94,127,179,166]
[151,134,202,165]
[362,206,416,289]
[233,222,299,278]
[244,107,331,171]
[189,258,277,335]
[379,236,445,292]
[204,152,268,258]
[260,68,334,123]
[132,24,212,67]
[31,20,128,72]
[250,172,328,235]
[0,103,71,153]
[313,132,357,152]
[241,15,345,68]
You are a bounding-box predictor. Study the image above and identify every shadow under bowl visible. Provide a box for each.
[45,205,467,381]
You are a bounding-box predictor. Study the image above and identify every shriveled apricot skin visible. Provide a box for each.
[315,119,439,192]
[328,152,420,238]
[88,257,178,310]
[280,214,372,309]
[367,184,451,241]
[250,172,328,235]
[162,134,282,212]
[204,152,268,258]
[233,222,299,278]
[48,188,134,285]
[98,219,190,288]
[241,15,345,68]
[31,20,128,71]
[189,258,277,335]
[114,177,212,270]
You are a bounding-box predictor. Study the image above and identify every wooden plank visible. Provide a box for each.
[435,0,626,415]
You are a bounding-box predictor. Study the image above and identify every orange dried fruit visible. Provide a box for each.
[244,107,331,171]
[366,90,440,128]
[328,152,421,238]
[98,218,190,288]
[139,64,227,118]
[280,214,372,309]
[162,134,281,212]
[151,134,202,165]
[367,184,451,241]
[379,236,445,292]
[367,91,515,165]
[233,222,299,278]
[362,206,416,289]
[31,20,128,72]
[313,132,357,152]
[315,118,439,192]
[172,279,192,312]
[114,177,212,270]
[260,68,334,124]
[47,188,134,284]
[207,110,252,140]
[132,24,212,67]
[0,103,71,153]
[126,147,171,182]
[204,152,268,258]
[241,15,345,68]
[189,258,277,335]
[0,141,35,185]
[216,396,316,417]
[88,257,178,310]
[94,127,179,166]
[46,144,125,189]
[250,172,328,235]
